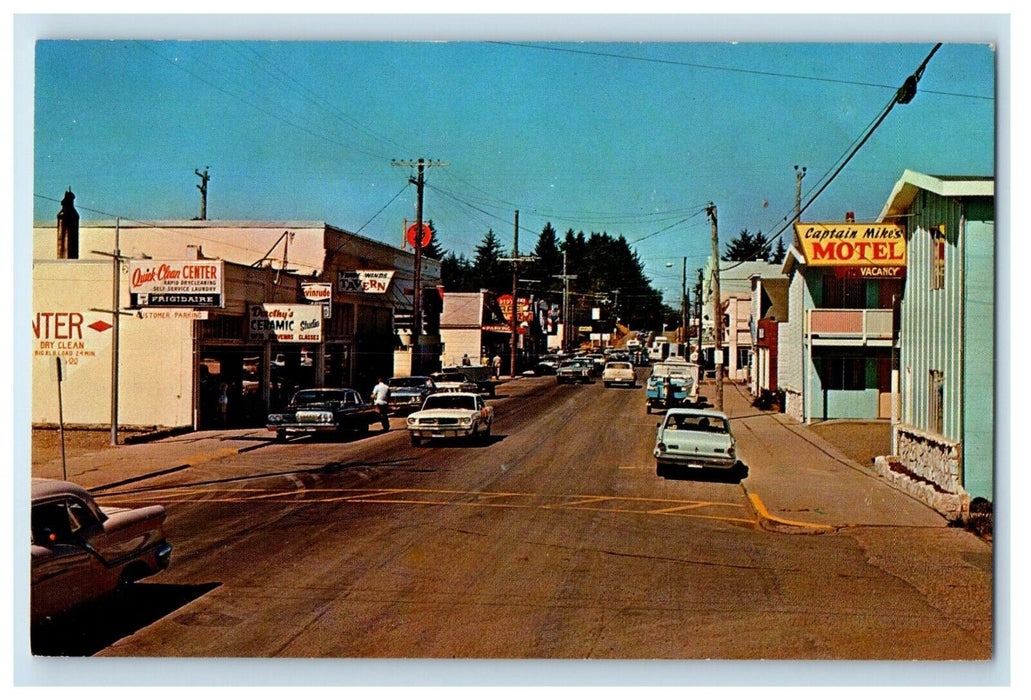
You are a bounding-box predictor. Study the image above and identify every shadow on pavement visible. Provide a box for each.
[31,581,220,657]
[657,461,750,484]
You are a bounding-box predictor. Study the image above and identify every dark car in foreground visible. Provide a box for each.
[31,478,172,625]
[267,387,379,440]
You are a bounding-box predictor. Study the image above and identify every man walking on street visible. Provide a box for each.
[371,377,391,431]
[492,353,502,379]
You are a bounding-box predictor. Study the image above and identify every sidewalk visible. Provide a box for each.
[712,380,946,533]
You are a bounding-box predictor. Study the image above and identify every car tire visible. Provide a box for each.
[410,434,422,447]
[656,462,667,478]
[276,429,287,442]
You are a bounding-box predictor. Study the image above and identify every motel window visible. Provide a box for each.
[929,370,944,434]
[821,357,867,391]
[930,226,946,291]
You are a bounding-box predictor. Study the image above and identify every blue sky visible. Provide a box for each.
[26,16,999,306]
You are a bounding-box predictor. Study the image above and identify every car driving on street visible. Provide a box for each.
[653,408,738,477]
[406,391,495,446]
[556,359,593,384]
[267,388,379,440]
[602,360,636,387]
[386,376,436,415]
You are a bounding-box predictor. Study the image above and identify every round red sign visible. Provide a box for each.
[406,222,433,249]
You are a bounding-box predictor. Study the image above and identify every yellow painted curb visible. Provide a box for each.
[747,492,839,533]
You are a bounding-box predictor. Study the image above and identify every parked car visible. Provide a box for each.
[31,478,172,625]
[653,408,738,477]
[602,360,637,387]
[556,359,592,384]
[387,375,436,414]
[406,391,495,446]
[266,387,379,440]
[430,371,480,394]
[436,365,497,397]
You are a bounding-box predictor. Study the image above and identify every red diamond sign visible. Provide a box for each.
[88,320,112,333]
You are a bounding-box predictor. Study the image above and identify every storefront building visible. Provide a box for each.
[32,199,440,430]
[779,221,905,423]
[876,171,994,506]
[749,273,788,400]
[701,260,783,382]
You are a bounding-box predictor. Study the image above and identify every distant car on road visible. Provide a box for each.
[406,391,495,446]
[556,359,593,384]
[266,388,379,440]
[387,375,436,415]
[31,478,172,625]
[653,408,738,477]
[602,361,636,387]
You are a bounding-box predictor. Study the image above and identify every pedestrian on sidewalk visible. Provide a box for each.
[492,353,502,378]
[371,377,391,431]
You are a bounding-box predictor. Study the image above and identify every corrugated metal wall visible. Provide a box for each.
[900,189,967,442]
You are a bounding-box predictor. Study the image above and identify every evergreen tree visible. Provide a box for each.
[473,229,506,292]
[722,228,772,262]
[420,219,447,261]
[771,237,787,264]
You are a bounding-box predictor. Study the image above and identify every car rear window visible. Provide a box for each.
[664,415,728,433]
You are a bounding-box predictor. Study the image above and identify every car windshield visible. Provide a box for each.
[293,390,353,405]
[664,414,728,433]
[436,374,469,382]
[423,395,477,411]
[607,362,632,370]
[389,377,428,388]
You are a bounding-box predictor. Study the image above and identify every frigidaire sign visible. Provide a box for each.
[129,260,225,308]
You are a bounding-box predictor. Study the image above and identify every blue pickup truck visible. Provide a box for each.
[645,360,700,413]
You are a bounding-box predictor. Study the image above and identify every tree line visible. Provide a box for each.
[419,221,785,335]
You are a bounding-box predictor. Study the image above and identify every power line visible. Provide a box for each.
[491,41,991,101]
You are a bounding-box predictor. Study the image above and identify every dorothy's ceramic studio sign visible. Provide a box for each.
[249,304,323,343]
[129,260,224,308]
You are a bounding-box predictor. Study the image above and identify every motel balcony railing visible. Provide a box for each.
[805,308,894,346]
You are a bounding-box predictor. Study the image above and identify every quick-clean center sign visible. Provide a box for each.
[249,304,323,343]
[795,223,906,276]
[129,260,225,308]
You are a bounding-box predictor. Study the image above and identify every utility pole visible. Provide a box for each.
[90,219,133,445]
[696,268,703,360]
[707,202,723,412]
[195,167,210,221]
[500,211,536,376]
[680,257,687,345]
[393,158,448,371]
[794,165,806,224]
[553,251,577,352]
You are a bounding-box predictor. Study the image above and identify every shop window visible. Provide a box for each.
[737,347,750,371]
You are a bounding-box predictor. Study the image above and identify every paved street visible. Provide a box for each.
[28,375,993,662]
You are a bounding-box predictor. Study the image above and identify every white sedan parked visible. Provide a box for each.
[406,392,494,446]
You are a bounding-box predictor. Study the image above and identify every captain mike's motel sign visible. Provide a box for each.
[795,223,906,278]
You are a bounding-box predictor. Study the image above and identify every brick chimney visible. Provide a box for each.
[57,189,80,259]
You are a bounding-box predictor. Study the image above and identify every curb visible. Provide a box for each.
[742,487,843,535]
